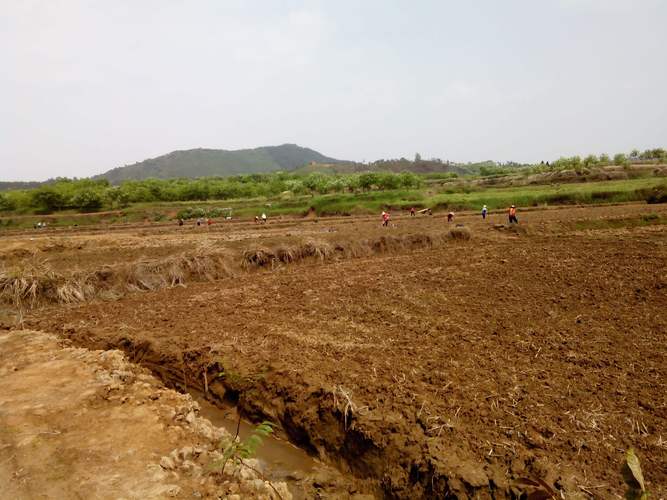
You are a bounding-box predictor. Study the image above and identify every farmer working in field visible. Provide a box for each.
[261,213,267,223]
[508,205,518,224]
[382,210,390,227]
[410,207,416,217]
[481,205,488,219]
[447,212,454,223]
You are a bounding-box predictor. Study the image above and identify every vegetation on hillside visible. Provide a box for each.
[96,144,345,183]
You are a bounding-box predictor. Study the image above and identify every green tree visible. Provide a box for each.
[583,154,599,167]
[302,173,328,193]
[397,171,421,188]
[0,193,16,212]
[179,180,210,201]
[614,153,629,166]
[375,172,400,190]
[107,187,131,208]
[599,154,610,165]
[71,189,104,212]
[358,173,379,191]
[31,187,66,213]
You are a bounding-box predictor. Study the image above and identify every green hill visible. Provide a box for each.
[97,144,345,183]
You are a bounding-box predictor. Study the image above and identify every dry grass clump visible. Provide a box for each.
[0,260,97,307]
[448,226,472,240]
[242,247,276,269]
[241,240,335,269]
[251,232,449,270]
[1,230,458,308]
[55,276,97,303]
[402,233,440,249]
[299,240,333,261]
[122,261,174,291]
[1,249,235,308]
[332,240,371,259]
[371,235,405,253]
[275,245,299,264]
[119,252,227,291]
[243,240,334,268]
[0,261,64,307]
[3,248,33,260]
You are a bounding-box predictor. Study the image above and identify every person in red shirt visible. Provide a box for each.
[381,211,390,227]
[410,207,416,217]
[508,205,518,224]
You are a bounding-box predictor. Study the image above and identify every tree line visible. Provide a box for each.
[0,172,423,214]
[542,148,667,173]
[477,148,667,177]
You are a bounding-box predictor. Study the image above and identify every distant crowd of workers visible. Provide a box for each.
[175,206,519,227]
[177,212,269,227]
[380,204,518,227]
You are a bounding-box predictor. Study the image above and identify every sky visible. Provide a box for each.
[1,0,666,181]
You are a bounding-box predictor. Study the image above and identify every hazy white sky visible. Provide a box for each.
[1,0,666,181]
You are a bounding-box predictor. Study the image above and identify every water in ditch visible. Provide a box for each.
[190,392,357,499]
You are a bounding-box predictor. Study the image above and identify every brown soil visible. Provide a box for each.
[4,203,667,498]
[0,330,296,499]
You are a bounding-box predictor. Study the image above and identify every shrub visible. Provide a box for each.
[176,207,207,219]
[107,187,131,208]
[71,190,103,212]
[645,185,667,204]
[0,193,16,212]
[614,153,629,167]
[582,154,599,168]
[30,188,66,213]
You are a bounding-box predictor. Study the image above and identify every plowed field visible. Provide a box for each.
[4,203,666,498]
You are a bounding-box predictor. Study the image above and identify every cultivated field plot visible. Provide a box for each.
[3,203,667,498]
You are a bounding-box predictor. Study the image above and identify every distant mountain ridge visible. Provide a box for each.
[96,144,346,183]
[0,181,43,191]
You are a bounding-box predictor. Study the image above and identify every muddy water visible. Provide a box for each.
[191,392,325,498]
